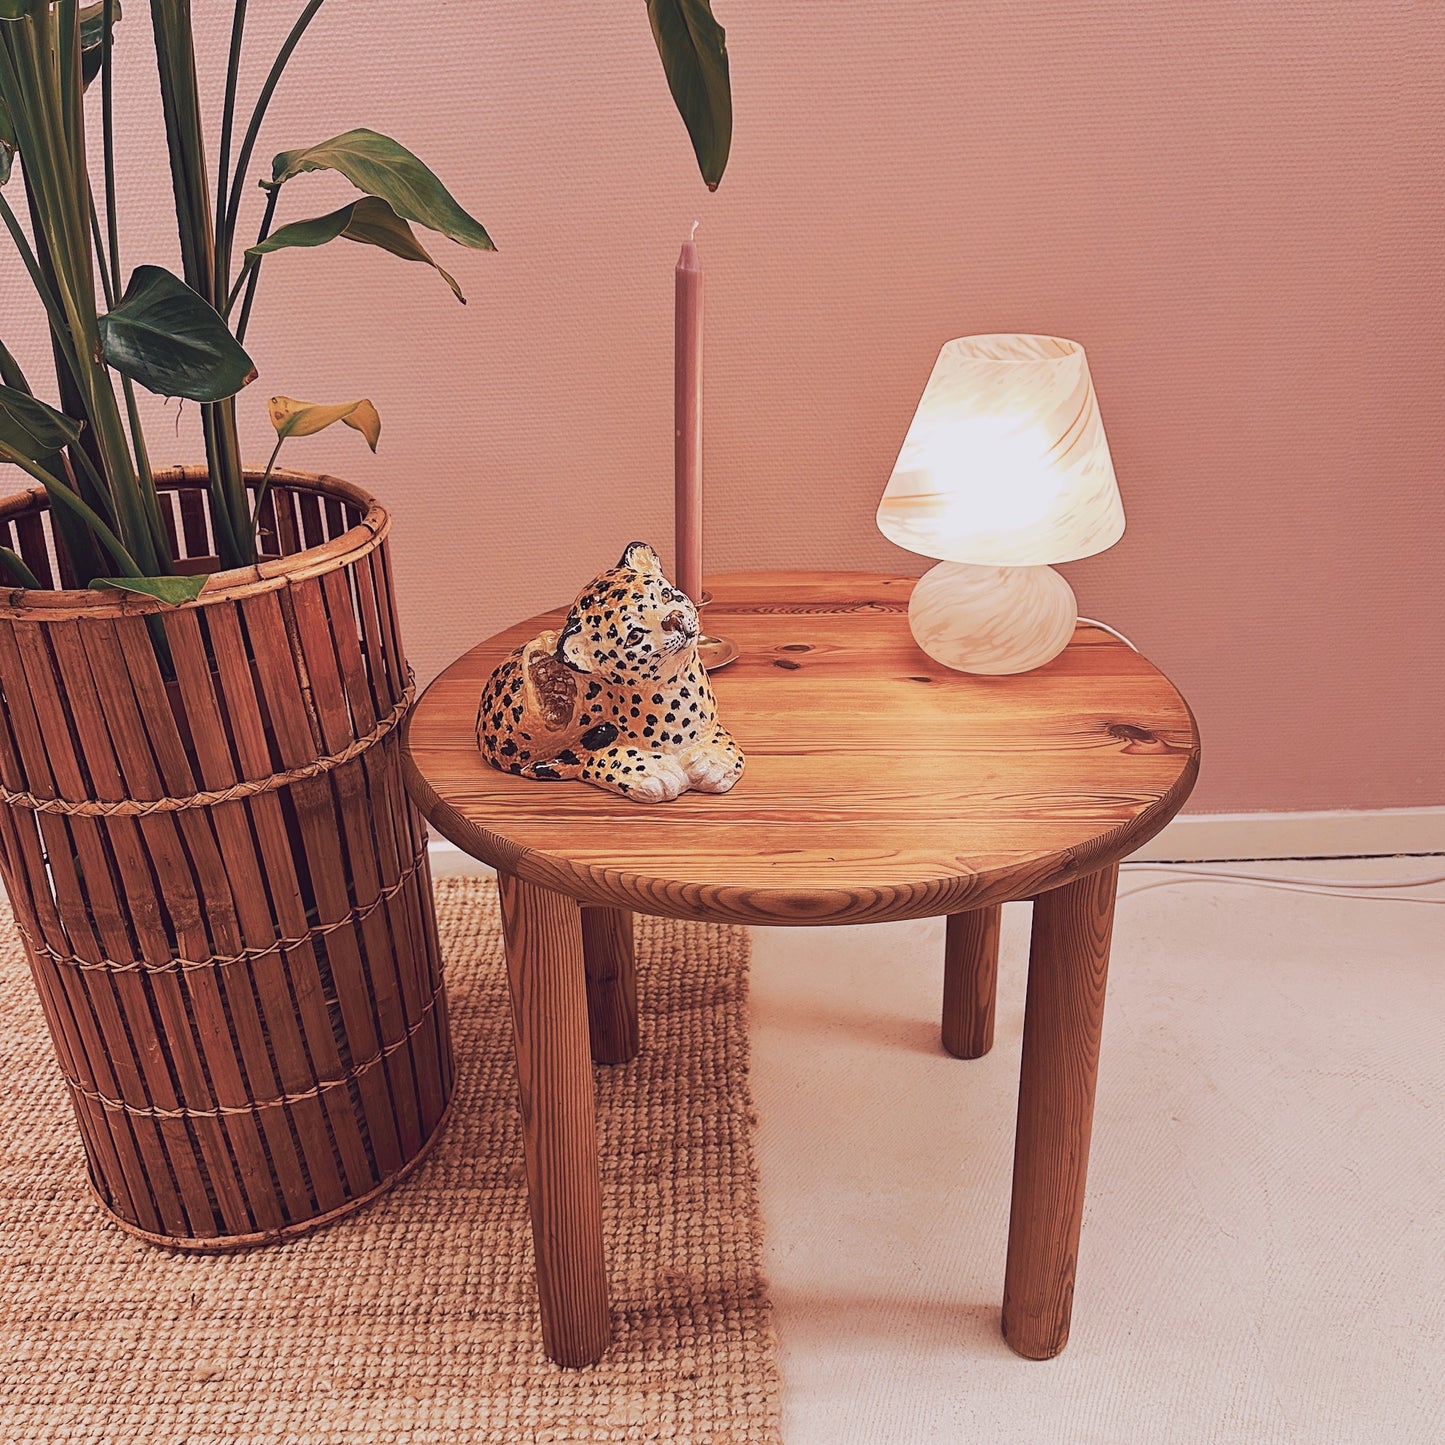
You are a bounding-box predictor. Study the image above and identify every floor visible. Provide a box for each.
[748,859,1445,1444]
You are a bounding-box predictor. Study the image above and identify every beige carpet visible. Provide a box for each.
[0,877,781,1444]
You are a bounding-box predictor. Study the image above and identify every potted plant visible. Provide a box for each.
[0,0,731,1249]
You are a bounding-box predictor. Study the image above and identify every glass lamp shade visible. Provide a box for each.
[876,334,1124,567]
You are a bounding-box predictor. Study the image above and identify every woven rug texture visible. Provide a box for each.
[0,877,781,1444]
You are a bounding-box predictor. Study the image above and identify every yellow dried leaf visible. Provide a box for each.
[267,395,381,452]
[340,398,381,452]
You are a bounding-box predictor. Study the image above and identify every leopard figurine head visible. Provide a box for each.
[555,544,701,684]
[476,542,743,803]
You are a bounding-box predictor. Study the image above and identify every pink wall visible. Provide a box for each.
[4,3,1442,813]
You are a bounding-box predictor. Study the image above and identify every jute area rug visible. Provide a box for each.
[0,877,781,1444]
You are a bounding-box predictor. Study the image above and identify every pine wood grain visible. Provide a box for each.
[405,572,1199,1366]
[1002,863,1118,1359]
[942,906,1001,1059]
[580,907,639,1065]
[497,872,612,1367]
[405,573,1198,926]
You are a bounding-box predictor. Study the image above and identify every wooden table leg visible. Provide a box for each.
[942,906,1001,1058]
[580,906,639,1065]
[1002,863,1118,1360]
[497,871,611,1367]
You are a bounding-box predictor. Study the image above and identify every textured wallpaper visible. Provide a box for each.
[2,1,1441,811]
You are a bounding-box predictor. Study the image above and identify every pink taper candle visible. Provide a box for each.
[674,225,704,604]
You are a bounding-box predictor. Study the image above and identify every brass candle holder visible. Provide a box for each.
[695,592,739,672]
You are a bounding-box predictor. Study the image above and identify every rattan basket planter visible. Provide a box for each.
[0,467,453,1250]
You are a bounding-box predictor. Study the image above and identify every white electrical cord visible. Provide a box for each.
[1065,620,1437,905]
[1118,863,1445,905]
[1077,617,1139,651]
[1068,620,1438,906]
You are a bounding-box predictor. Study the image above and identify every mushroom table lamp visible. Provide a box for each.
[876,334,1124,675]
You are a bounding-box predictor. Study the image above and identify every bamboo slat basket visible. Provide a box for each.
[0,467,454,1250]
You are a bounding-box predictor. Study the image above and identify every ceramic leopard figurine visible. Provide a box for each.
[476,542,744,802]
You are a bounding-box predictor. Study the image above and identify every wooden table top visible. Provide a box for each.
[403,571,1200,925]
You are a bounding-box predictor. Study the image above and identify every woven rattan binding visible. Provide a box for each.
[12,844,430,975]
[65,978,448,1120]
[0,670,415,817]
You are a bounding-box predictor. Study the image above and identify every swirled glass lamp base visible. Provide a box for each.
[908,561,1078,675]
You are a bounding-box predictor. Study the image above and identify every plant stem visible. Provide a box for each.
[0,189,84,394]
[212,0,314,563]
[0,446,143,578]
[16,10,88,322]
[233,183,277,341]
[60,4,90,267]
[87,191,115,308]
[225,255,255,315]
[4,182,152,575]
[248,432,285,531]
[200,401,244,562]
[101,0,121,302]
[62,432,117,514]
[98,3,167,559]
[1,15,157,576]
[0,203,104,582]
[214,0,247,286]
[121,375,172,560]
[149,0,214,297]
[225,181,275,313]
[150,1,255,568]
[222,0,326,249]
[56,3,81,154]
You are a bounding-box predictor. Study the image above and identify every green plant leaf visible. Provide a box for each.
[0,86,13,184]
[0,339,28,393]
[247,195,467,302]
[0,545,42,589]
[99,266,258,402]
[89,574,209,604]
[79,0,120,88]
[0,383,84,459]
[267,395,380,451]
[646,0,732,191]
[268,128,494,251]
[79,1,117,46]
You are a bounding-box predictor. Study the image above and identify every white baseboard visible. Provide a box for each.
[1126,807,1445,862]
[427,807,1444,878]
[428,840,497,879]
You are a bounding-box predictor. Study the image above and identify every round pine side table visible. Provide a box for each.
[403,571,1200,1368]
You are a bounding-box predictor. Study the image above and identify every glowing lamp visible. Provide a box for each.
[877,334,1124,674]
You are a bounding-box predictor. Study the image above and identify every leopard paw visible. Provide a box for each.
[682,744,744,793]
[624,754,692,803]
